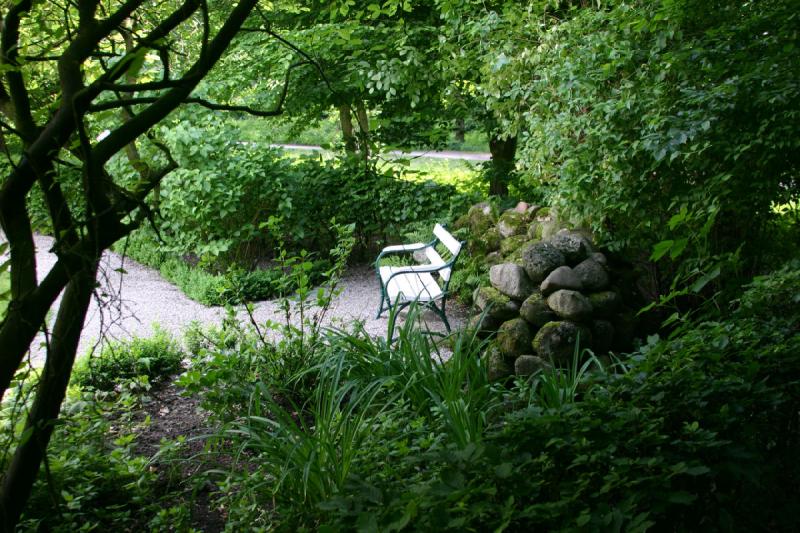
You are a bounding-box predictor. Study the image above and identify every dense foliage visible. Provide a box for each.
[481,0,799,290]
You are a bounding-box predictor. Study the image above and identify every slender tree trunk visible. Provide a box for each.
[454,118,466,144]
[488,134,517,197]
[339,104,356,153]
[354,101,370,159]
[0,258,98,530]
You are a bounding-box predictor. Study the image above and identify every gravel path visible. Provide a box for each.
[271,143,492,161]
[23,235,467,363]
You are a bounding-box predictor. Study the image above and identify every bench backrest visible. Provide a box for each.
[430,223,462,281]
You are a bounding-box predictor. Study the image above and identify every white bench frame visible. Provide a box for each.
[374,223,464,332]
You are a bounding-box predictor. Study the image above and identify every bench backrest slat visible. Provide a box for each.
[433,223,461,256]
[425,247,451,281]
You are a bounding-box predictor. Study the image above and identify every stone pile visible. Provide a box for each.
[456,202,636,381]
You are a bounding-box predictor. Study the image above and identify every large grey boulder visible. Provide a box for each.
[521,242,566,284]
[540,265,582,296]
[514,355,550,377]
[573,258,609,292]
[587,290,621,316]
[590,252,608,267]
[473,286,520,322]
[547,290,593,321]
[550,229,593,264]
[496,318,533,357]
[490,263,534,301]
[519,291,557,327]
[532,321,592,364]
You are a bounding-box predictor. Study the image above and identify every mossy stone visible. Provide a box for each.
[588,290,621,316]
[466,202,498,234]
[469,227,502,256]
[496,318,533,357]
[482,344,513,382]
[520,291,556,327]
[498,209,527,238]
[500,235,528,256]
[514,355,551,377]
[472,286,520,322]
[532,321,592,365]
[521,242,566,284]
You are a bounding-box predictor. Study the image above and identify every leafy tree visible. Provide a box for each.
[0,0,278,527]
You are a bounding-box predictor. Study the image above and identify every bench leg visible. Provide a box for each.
[429,302,451,333]
[376,285,386,319]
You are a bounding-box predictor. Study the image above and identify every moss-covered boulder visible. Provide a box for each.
[547,290,593,321]
[588,290,621,316]
[469,227,502,257]
[498,209,528,238]
[482,344,513,382]
[526,221,544,241]
[514,355,550,377]
[472,286,520,322]
[466,202,498,234]
[521,242,566,284]
[519,291,557,327]
[485,251,503,266]
[532,321,592,364]
[496,318,533,357]
[500,235,528,256]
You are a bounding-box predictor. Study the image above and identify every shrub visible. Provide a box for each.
[485,0,800,291]
[72,328,185,391]
[210,265,800,530]
[314,265,800,531]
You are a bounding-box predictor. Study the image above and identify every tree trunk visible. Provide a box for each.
[0,258,98,530]
[488,134,517,197]
[354,101,370,158]
[454,118,466,144]
[339,104,356,153]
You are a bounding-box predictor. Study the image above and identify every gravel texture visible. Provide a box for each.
[17,235,467,363]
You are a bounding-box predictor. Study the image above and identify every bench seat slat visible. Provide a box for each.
[379,266,443,303]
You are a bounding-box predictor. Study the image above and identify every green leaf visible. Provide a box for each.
[669,238,688,259]
[650,239,673,261]
[667,491,697,505]
[690,266,720,293]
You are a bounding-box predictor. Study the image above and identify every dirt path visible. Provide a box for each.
[25,235,467,363]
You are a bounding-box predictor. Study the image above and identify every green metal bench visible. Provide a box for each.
[375,224,464,332]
